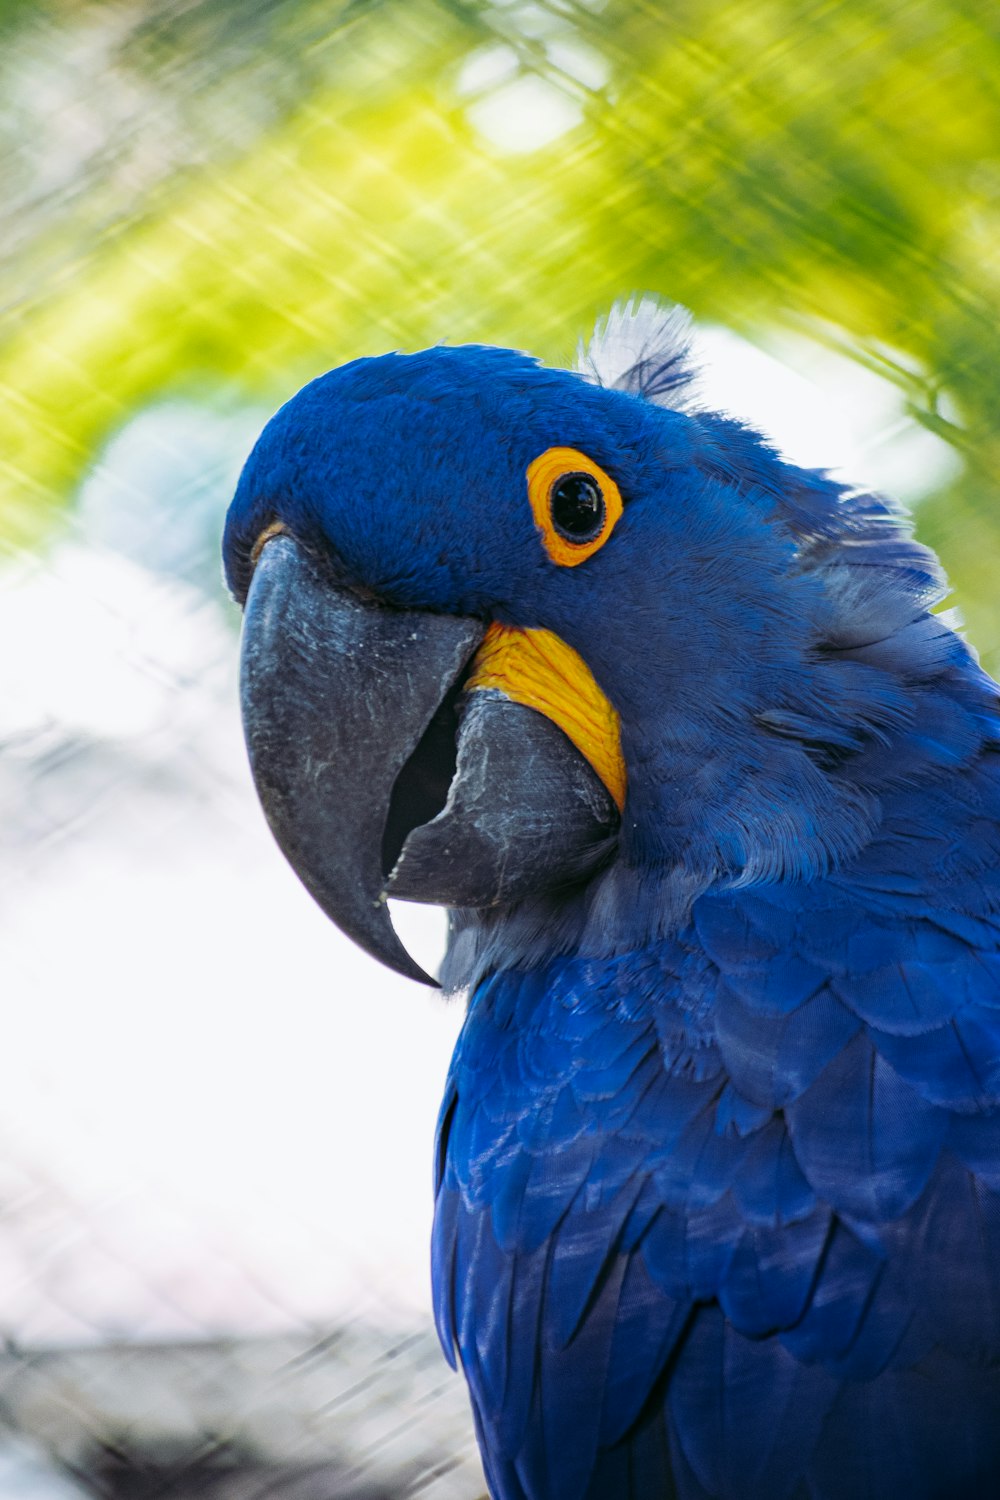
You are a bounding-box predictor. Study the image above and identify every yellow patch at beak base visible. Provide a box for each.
[465,623,627,813]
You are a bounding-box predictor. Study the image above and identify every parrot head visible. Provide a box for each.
[223,301,944,985]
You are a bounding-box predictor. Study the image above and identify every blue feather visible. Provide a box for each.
[870,1002,1000,1110]
[910,1152,1000,1362]
[713,1081,772,1138]
[806,1352,1000,1498]
[484,1114,599,1260]
[718,1208,833,1336]
[947,1109,1000,1187]
[544,1179,642,1348]
[713,979,860,1109]
[785,1032,947,1218]
[778,1218,884,1364]
[730,1118,815,1226]
[431,1182,459,1366]
[597,1254,688,1446]
[831,956,976,1035]
[669,1304,839,1500]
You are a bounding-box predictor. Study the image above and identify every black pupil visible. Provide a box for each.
[550,472,605,542]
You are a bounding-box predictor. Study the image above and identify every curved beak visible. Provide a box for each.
[240,535,618,984]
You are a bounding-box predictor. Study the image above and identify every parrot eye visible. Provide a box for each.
[526,446,624,567]
[550,473,605,542]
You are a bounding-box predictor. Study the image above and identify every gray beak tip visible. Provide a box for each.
[387,950,441,989]
[376,899,441,988]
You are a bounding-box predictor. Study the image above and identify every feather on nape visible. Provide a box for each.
[577,295,698,408]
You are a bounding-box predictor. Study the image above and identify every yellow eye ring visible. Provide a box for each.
[526,447,623,567]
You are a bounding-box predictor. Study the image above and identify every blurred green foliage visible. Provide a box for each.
[3,0,1000,662]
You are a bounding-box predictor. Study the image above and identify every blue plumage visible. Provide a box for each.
[224,299,1000,1496]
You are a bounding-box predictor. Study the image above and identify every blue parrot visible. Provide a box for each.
[222,301,1000,1499]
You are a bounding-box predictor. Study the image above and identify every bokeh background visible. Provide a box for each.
[2,0,999,1496]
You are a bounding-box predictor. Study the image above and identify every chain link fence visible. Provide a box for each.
[2,0,998,1495]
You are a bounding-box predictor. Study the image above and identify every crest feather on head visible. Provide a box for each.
[577,295,698,408]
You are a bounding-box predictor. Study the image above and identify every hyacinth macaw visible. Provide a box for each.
[222,301,1000,1499]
